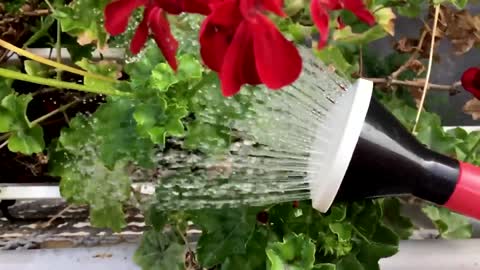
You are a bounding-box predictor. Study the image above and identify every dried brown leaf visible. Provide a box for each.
[463,98,480,120]
[407,59,425,75]
[394,37,416,53]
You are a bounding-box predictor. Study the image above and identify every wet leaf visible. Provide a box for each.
[134,230,185,270]
[266,233,316,270]
[422,205,472,239]
[54,0,110,47]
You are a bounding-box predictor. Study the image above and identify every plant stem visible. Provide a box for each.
[30,98,84,127]
[0,39,116,83]
[390,30,427,79]
[0,140,8,150]
[56,21,62,81]
[0,67,132,97]
[365,78,461,92]
[44,0,54,10]
[412,5,440,133]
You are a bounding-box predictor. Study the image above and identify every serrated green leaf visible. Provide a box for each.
[266,233,316,270]
[422,205,472,239]
[90,203,127,231]
[194,208,259,268]
[184,121,231,153]
[149,54,203,92]
[220,226,271,270]
[134,230,185,270]
[52,149,131,231]
[134,98,188,145]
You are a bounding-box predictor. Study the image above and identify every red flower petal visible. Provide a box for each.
[155,0,183,14]
[148,7,179,71]
[220,21,261,96]
[342,0,375,25]
[310,0,330,49]
[130,8,151,54]
[319,0,341,10]
[461,67,480,99]
[250,14,302,89]
[183,0,217,15]
[199,0,242,71]
[261,0,287,17]
[104,0,147,36]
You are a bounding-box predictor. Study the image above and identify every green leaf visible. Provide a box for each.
[133,98,188,145]
[134,230,185,270]
[148,54,203,92]
[313,264,336,270]
[146,205,168,232]
[23,15,56,47]
[315,46,354,78]
[220,226,271,270]
[194,208,259,268]
[51,144,130,231]
[356,224,399,270]
[332,25,388,45]
[93,97,155,168]
[125,43,166,92]
[0,94,45,154]
[8,126,45,155]
[395,0,424,17]
[24,60,50,78]
[184,121,231,153]
[75,58,121,91]
[422,205,472,239]
[0,75,14,101]
[54,0,110,47]
[48,97,156,231]
[266,233,316,270]
[336,255,364,270]
[381,198,414,240]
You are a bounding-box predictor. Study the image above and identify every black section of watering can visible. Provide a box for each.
[335,97,459,205]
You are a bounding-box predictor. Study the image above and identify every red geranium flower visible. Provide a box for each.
[104,0,213,71]
[461,67,480,99]
[310,0,375,48]
[199,0,302,96]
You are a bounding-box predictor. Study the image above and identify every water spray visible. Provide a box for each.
[153,47,480,220]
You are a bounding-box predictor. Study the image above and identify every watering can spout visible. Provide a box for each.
[335,95,480,220]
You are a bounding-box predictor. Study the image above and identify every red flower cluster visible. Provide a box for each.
[104,0,212,71]
[104,0,375,96]
[461,67,480,99]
